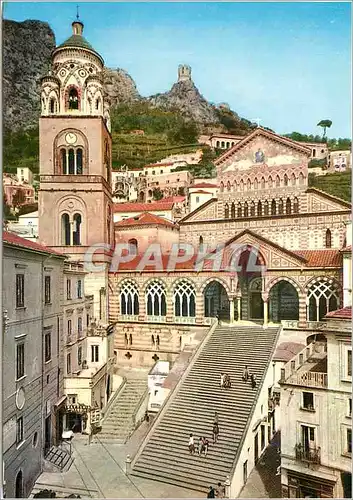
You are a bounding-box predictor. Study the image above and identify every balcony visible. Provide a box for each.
[290,371,327,388]
[146,315,167,323]
[174,316,196,324]
[295,444,321,464]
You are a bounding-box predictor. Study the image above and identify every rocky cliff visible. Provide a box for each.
[148,78,220,125]
[103,67,141,106]
[3,19,56,131]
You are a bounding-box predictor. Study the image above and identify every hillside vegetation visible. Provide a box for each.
[308,171,351,202]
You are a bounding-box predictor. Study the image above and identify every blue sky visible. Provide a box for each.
[4,2,352,138]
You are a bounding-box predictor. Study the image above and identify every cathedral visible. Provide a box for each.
[38,19,351,369]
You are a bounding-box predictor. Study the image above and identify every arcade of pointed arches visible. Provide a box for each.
[117,273,341,323]
[224,197,299,218]
[219,171,306,193]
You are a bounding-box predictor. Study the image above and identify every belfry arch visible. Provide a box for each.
[268,280,299,322]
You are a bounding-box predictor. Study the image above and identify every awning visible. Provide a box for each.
[54,395,67,407]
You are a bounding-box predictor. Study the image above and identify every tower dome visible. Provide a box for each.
[53,19,104,66]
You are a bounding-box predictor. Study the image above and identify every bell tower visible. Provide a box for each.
[38,18,113,323]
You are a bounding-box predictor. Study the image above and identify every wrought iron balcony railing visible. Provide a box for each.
[295,443,321,464]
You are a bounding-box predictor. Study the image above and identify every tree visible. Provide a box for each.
[152,188,163,201]
[177,186,185,196]
[317,120,332,140]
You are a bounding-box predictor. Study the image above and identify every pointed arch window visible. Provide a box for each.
[247,179,251,191]
[284,174,288,186]
[276,175,280,187]
[293,197,299,213]
[199,235,204,251]
[174,280,196,318]
[233,182,237,192]
[271,199,277,215]
[49,97,56,114]
[286,198,291,214]
[224,203,229,218]
[299,172,305,185]
[254,178,258,190]
[231,202,236,219]
[257,200,262,216]
[250,201,255,216]
[120,281,139,316]
[146,281,167,317]
[325,229,332,248]
[278,198,284,214]
[264,200,269,215]
[268,176,273,189]
[307,279,340,321]
[261,177,266,190]
[240,180,244,192]
[220,182,224,193]
[291,173,296,186]
[227,181,231,192]
[237,202,242,218]
[68,88,79,110]
[244,202,249,217]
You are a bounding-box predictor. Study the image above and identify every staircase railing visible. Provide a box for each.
[126,387,150,443]
[131,319,218,467]
[228,325,283,492]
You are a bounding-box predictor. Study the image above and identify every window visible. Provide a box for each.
[348,350,352,377]
[146,281,167,317]
[67,353,71,374]
[347,428,352,454]
[271,199,277,215]
[224,203,229,218]
[86,314,90,326]
[67,279,71,299]
[325,229,332,248]
[67,320,72,337]
[174,280,196,317]
[128,239,138,255]
[61,148,83,175]
[77,280,82,299]
[348,398,352,417]
[77,317,82,337]
[73,213,82,245]
[293,197,299,213]
[120,280,139,315]
[16,274,24,308]
[68,87,79,110]
[91,345,99,363]
[196,196,200,203]
[45,332,51,362]
[68,394,77,404]
[307,279,340,321]
[44,276,51,304]
[302,392,314,410]
[231,202,236,218]
[16,343,25,379]
[78,346,82,365]
[243,202,249,217]
[16,417,24,445]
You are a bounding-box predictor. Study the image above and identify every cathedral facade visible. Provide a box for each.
[37,19,351,370]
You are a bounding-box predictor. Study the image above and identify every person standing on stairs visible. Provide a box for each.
[151,334,155,348]
[124,333,128,348]
[242,365,249,382]
[129,333,133,346]
[188,433,195,454]
[213,422,219,444]
[214,411,219,425]
[207,486,215,498]
[216,482,225,498]
[156,335,160,350]
[198,437,204,455]
[220,373,225,388]
[203,436,209,457]
[250,373,257,389]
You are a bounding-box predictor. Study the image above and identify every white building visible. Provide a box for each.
[62,261,115,435]
[188,182,218,212]
[8,210,39,241]
[16,167,33,185]
[280,306,352,498]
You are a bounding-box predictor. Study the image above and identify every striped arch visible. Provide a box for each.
[266,276,303,295]
[305,276,342,295]
[199,277,232,297]
[171,277,195,292]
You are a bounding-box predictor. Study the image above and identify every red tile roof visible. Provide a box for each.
[294,250,342,267]
[3,231,64,257]
[113,201,174,213]
[158,196,186,203]
[191,190,212,195]
[191,182,218,188]
[114,212,177,229]
[325,306,352,319]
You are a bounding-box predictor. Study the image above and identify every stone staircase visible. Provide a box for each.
[131,325,280,492]
[94,378,147,443]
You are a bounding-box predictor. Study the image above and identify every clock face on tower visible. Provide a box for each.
[65,132,77,144]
